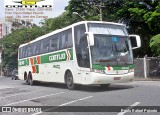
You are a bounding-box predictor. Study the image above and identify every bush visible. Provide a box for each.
[150,34,160,56]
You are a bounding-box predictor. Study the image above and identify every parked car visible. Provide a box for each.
[11,69,18,80]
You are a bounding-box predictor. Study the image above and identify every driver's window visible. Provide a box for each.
[74,24,90,68]
[79,36,90,68]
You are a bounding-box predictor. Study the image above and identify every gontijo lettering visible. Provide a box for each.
[49,53,66,62]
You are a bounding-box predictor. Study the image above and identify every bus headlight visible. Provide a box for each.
[128,69,134,73]
[91,69,105,74]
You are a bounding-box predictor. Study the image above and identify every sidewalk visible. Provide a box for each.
[134,77,160,81]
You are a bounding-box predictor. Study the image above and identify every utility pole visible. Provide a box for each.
[99,0,103,21]
[88,0,105,21]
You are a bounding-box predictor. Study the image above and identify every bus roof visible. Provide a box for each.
[19,21,126,48]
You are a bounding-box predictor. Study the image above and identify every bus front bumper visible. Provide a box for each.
[89,72,134,85]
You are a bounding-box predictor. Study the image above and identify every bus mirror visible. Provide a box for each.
[86,32,94,46]
[129,35,141,49]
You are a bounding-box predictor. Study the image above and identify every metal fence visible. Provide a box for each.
[134,57,160,78]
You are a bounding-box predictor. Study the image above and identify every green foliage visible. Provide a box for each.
[1,26,45,70]
[42,12,82,32]
[150,34,160,55]
[66,0,160,57]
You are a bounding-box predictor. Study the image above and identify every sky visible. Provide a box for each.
[0,0,70,24]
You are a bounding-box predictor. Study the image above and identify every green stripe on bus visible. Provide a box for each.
[18,59,29,66]
[92,64,135,70]
[18,49,73,66]
[112,65,135,70]
[36,65,39,73]
[92,64,105,70]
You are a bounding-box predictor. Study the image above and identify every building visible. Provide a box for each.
[0,18,12,39]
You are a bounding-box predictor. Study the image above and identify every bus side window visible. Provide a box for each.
[59,33,65,49]
[41,37,50,54]
[19,48,22,59]
[50,36,58,52]
[33,43,36,56]
[36,41,40,55]
[28,44,33,57]
[59,29,72,49]
[25,47,28,58]
[22,47,25,58]
[67,31,73,47]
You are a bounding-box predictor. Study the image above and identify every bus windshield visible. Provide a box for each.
[91,35,133,66]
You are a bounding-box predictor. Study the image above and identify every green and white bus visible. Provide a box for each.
[18,21,141,89]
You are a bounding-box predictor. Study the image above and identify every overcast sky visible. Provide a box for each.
[0,0,70,24]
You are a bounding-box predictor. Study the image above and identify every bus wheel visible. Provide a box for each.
[25,76,30,85]
[100,84,110,89]
[66,72,75,90]
[28,73,34,85]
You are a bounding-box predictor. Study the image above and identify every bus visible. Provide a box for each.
[18,21,141,90]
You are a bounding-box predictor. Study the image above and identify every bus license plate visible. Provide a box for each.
[114,77,121,80]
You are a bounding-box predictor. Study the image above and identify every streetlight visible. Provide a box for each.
[73,12,86,21]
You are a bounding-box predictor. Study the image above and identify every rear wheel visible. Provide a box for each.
[66,72,75,90]
[28,73,34,85]
[100,84,110,89]
[25,76,30,85]
[24,73,29,85]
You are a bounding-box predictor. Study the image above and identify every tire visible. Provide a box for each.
[28,73,34,85]
[100,84,110,89]
[25,76,30,85]
[25,76,29,85]
[66,72,75,90]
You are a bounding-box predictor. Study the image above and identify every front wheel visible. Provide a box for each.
[66,72,75,90]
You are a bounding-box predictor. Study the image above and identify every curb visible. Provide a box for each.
[133,78,160,81]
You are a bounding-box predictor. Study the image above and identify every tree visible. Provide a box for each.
[1,26,45,70]
[150,34,160,56]
[66,0,160,57]
[42,11,81,33]
[1,11,79,71]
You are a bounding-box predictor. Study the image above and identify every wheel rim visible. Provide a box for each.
[28,74,33,85]
[67,75,73,86]
[25,75,28,84]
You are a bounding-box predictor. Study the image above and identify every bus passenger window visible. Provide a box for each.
[41,38,50,53]
[50,37,58,52]
[67,32,72,47]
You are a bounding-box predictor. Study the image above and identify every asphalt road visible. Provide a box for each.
[0,77,160,115]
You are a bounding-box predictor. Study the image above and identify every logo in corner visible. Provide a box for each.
[13,0,44,5]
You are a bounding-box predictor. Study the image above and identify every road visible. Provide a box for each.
[0,77,160,115]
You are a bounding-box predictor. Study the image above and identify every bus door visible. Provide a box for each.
[78,36,91,84]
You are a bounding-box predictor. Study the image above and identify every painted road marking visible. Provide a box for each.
[59,96,93,106]
[4,92,64,106]
[32,96,93,115]
[1,87,32,93]
[117,102,141,115]
[0,86,12,89]
[0,89,45,99]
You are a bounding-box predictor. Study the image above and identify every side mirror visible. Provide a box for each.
[85,32,94,46]
[129,35,141,49]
